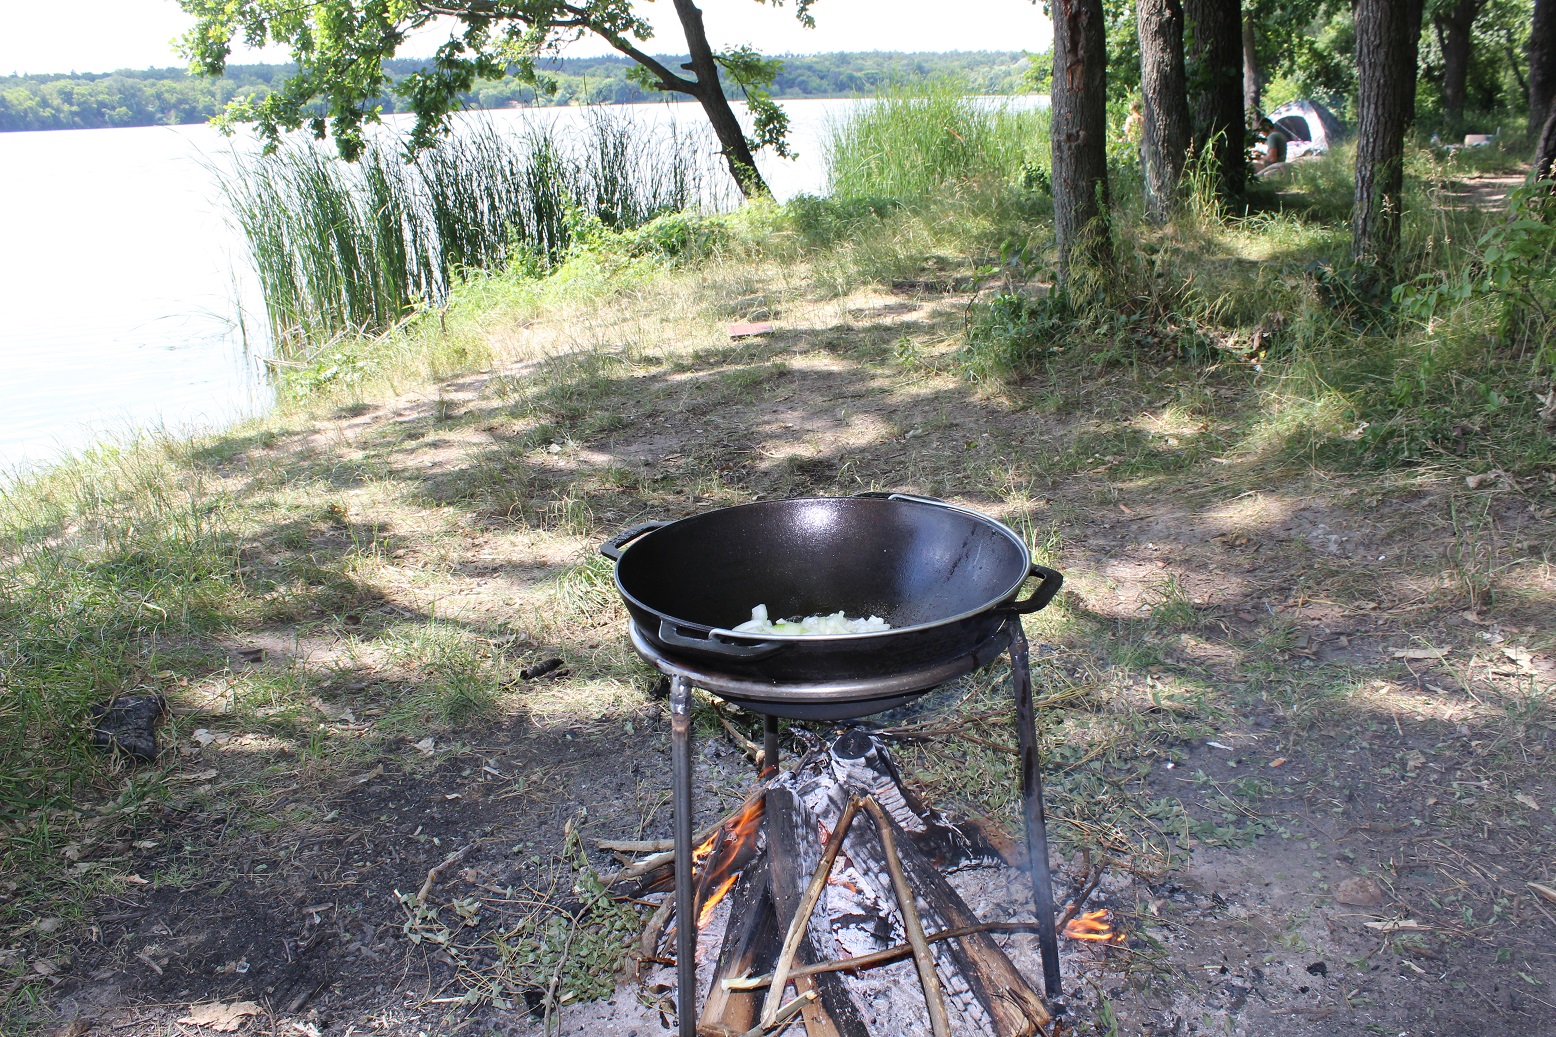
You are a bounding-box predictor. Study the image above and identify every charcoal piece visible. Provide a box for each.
[88,695,167,762]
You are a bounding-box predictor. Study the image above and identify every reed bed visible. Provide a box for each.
[224,111,730,357]
[824,80,1049,200]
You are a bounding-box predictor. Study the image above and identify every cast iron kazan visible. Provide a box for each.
[600,492,1063,699]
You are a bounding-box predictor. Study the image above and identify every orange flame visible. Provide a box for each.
[1062,909,1124,945]
[693,796,765,928]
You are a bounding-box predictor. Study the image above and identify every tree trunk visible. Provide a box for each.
[1138,0,1193,220]
[1185,0,1246,199]
[670,0,769,198]
[1437,0,1482,128]
[1532,0,1556,137]
[1534,93,1556,182]
[1242,10,1260,122]
[1352,0,1425,279]
[1051,0,1114,275]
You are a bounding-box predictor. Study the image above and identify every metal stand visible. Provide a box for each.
[1010,620,1062,998]
[658,623,1059,1036]
[762,714,780,774]
[668,675,697,1037]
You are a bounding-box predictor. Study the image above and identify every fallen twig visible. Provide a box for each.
[416,842,478,907]
[717,712,762,762]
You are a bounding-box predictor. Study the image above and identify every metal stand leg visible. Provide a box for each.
[762,713,780,774]
[669,675,697,1037]
[1010,620,1062,999]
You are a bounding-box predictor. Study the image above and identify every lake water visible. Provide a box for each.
[0,96,1032,474]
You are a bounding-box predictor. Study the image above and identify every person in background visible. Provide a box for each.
[1253,116,1288,171]
[1123,99,1144,144]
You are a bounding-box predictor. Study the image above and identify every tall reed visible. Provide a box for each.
[825,80,1049,200]
[223,112,727,357]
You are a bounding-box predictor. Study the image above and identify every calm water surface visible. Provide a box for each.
[0,97,992,474]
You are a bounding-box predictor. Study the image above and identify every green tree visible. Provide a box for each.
[176,0,818,197]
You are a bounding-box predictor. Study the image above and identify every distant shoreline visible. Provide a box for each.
[0,51,1040,134]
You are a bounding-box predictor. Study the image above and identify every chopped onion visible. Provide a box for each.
[731,603,891,636]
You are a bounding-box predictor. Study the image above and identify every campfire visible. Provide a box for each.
[598,494,1075,1036]
[609,730,1065,1037]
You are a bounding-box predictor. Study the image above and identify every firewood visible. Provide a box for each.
[765,788,870,1037]
[761,796,861,1027]
[701,853,777,1033]
[830,733,1051,1034]
[885,815,1052,1033]
[863,796,951,1037]
[736,990,815,1037]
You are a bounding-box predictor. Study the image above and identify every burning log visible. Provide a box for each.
[762,796,862,1027]
[825,735,1053,1035]
[765,786,872,1037]
[701,854,778,1034]
[830,729,1010,870]
[874,806,1053,1034]
[611,789,767,899]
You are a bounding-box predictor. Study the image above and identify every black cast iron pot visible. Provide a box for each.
[601,492,1062,685]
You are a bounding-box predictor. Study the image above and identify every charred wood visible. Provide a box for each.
[766,787,871,1037]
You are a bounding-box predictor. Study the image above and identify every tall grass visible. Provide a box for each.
[825,80,1049,200]
[224,112,731,357]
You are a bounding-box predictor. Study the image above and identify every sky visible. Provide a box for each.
[0,0,1054,76]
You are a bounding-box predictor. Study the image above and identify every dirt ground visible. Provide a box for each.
[15,262,1556,1037]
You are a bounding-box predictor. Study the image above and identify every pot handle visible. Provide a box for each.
[600,521,670,561]
[657,620,787,659]
[1006,563,1065,614]
[852,490,992,520]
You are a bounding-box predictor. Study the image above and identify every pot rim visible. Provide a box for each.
[613,495,1034,642]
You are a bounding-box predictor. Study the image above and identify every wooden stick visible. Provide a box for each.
[759,796,861,1027]
[596,837,675,854]
[633,896,674,976]
[738,990,815,1037]
[723,921,1047,990]
[863,796,951,1037]
[415,842,478,906]
[764,788,870,1037]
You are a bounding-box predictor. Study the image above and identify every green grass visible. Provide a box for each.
[825,79,1050,202]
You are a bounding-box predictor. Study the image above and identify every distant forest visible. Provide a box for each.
[0,52,1036,133]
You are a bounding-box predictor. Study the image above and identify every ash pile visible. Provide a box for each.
[609,730,1123,1037]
